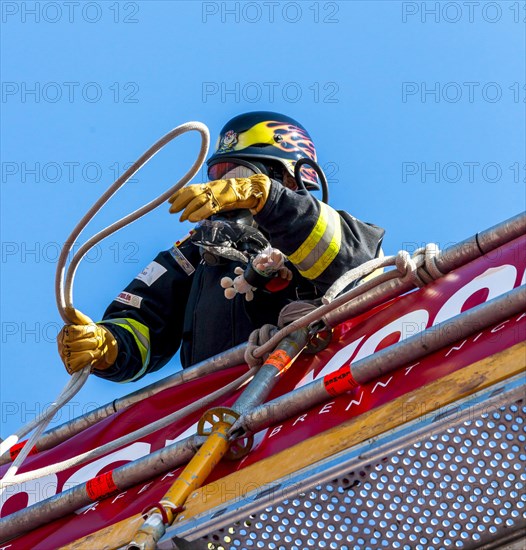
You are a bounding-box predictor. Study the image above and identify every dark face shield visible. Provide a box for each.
[207,158,290,186]
[207,160,260,181]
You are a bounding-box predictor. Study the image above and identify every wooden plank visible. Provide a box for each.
[60,514,144,550]
[59,341,525,550]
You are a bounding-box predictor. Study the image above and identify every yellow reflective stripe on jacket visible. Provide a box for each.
[101,318,151,383]
[288,202,342,280]
[288,202,330,265]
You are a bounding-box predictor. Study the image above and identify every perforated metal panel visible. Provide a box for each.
[158,376,526,550]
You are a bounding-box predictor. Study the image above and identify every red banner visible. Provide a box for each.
[1,236,524,549]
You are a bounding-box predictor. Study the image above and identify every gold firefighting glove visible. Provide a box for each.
[57,308,118,375]
[168,174,271,222]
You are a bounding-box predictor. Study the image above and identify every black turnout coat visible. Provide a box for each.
[95,181,385,383]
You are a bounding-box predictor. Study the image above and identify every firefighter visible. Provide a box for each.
[57,112,385,382]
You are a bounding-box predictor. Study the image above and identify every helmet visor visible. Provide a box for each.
[208,161,259,181]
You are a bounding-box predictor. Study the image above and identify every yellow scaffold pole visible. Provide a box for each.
[127,328,309,550]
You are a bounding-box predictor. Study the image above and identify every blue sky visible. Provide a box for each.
[1,1,524,438]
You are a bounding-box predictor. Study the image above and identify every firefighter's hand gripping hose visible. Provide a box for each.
[0,122,210,483]
[57,309,118,374]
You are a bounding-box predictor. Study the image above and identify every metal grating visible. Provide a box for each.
[158,376,526,550]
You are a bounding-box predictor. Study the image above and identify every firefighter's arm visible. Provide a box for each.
[87,241,197,383]
[254,181,385,293]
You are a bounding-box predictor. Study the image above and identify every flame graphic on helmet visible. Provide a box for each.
[214,120,319,186]
[233,121,318,185]
[265,122,317,161]
[267,122,318,185]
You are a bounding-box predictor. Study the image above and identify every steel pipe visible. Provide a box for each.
[0,344,247,466]
[232,329,309,417]
[7,213,522,464]
[127,329,310,549]
[435,211,526,273]
[0,435,205,543]
[323,211,525,328]
[239,285,526,436]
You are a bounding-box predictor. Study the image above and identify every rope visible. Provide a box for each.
[323,255,394,303]
[0,367,255,488]
[250,244,445,360]
[0,146,447,483]
[0,368,90,458]
[276,301,319,329]
[0,123,210,471]
[244,325,278,367]
[56,122,210,322]
[323,245,444,304]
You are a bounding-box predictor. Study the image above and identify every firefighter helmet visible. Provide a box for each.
[207,111,319,190]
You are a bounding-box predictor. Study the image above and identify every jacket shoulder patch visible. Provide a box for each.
[114,292,143,308]
[169,231,196,276]
[135,261,167,286]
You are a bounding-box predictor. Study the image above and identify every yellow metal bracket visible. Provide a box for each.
[198,407,254,460]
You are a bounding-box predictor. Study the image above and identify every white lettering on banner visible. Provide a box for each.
[266,310,524,440]
[491,320,511,333]
[82,501,99,514]
[296,310,428,390]
[239,429,270,466]
[301,262,519,390]
[372,376,393,393]
[292,414,308,426]
[111,492,127,504]
[247,428,269,451]
[445,339,468,357]
[269,426,283,438]
[405,363,420,375]
[352,310,430,363]
[0,429,203,517]
[164,422,198,448]
[345,391,364,411]
[137,482,153,495]
[320,402,335,414]
[0,473,58,518]
[68,442,150,514]
[433,265,517,325]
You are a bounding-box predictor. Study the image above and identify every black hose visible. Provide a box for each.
[294,157,329,203]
